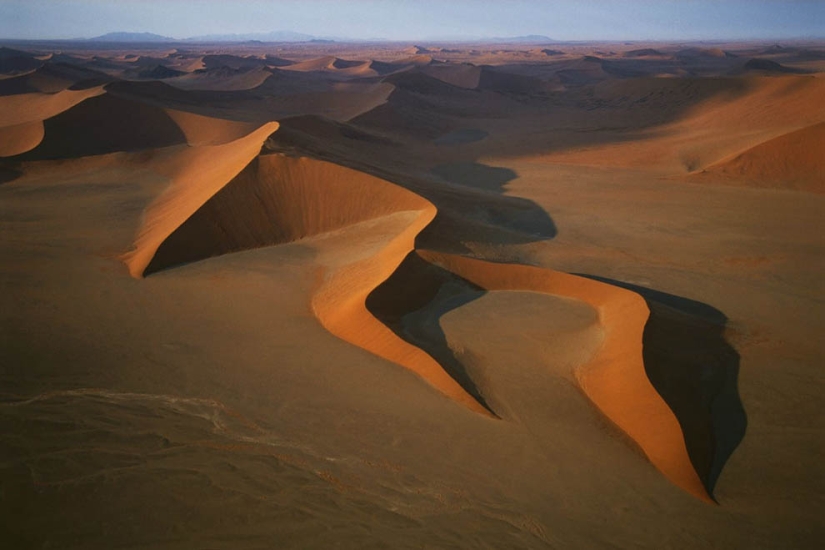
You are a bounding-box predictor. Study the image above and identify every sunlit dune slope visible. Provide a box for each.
[693,122,825,193]
[0,86,105,156]
[416,251,712,502]
[121,122,279,277]
[140,152,490,415]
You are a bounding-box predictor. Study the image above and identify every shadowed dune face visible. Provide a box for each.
[579,275,746,498]
[266,119,558,256]
[145,153,432,274]
[17,93,188,160]
[366,252,493,413]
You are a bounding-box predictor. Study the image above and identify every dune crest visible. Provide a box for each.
[131,142,712,499]
[416,251,712,502]
[121,122,279,277]
[695,122,825,192]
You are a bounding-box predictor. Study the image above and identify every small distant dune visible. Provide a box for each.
[201,54,269,71]
[165,66,273,91]
[624,48,664,57]
[17,93,188,160]
[138,65,186,79]
[0,47,44,75]
[676,47,734,59]
[0,86,104,156]
[741,57,804,74]
[421,63,482,89]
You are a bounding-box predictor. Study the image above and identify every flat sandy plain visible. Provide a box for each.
[0,39,823,548]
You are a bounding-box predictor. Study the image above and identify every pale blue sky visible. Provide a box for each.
[0,0,822,41]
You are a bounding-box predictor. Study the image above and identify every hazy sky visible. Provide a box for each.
[1,0,823,41]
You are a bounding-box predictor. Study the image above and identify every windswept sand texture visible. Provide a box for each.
[1,40,824,549]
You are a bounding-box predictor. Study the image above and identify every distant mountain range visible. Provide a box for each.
[85,31,555,44]
[88,32,174,42]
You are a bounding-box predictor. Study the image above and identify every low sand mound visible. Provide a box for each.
[695,122,825,192]
[741,58,804,74]
[477,67,550,94]
[624,48,664,58]
[0,47,44,76]
[421,63,482,89]
[281,56,338,72]
[201,54,268,70]
[0,120,44,157]
[280,57,376,78]
[555,56,612,85]
[137,65,186,79]
[165,66,273,91]
[264,55,295,68]
[367,60,414,76]
[676,47,733,59]
[416,251,711,502]
[0,63,109,96]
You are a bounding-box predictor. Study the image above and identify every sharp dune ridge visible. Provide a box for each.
[122,119,709,499]
[2,40,823,548]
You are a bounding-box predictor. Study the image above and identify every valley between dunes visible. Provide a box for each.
[1,40,823,549]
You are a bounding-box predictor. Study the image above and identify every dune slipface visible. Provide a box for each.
[140,151,491,415]
[133,139,710,499]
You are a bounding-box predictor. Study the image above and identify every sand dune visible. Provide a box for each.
[694,122,825,192]
[0,86,105,156]
[0,86,104,128]
[165,66,274,91]
[138,150,489,414]
[416,251,711,502]
[121,122,279,277]
[164,108,265,146]
[18,93,189,160]
[0,120,44,157]
[131,132,710,498]
[2,40,823,549]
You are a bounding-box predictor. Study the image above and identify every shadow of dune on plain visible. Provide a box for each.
[266,120,558,254]
[577,274,746,498]
[0,164,22,185]
[430,162,517,193]
[416,162,557,254]
[366,251,495,415]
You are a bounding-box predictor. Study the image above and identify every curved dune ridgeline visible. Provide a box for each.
[414,251,712,503]
[694,121,825,193]
[138,151,492,416]
[0,86,105,157]
[121,122,280,277]
[131,140,711,500]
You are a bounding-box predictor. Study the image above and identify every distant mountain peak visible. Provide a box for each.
[89,32,174,42]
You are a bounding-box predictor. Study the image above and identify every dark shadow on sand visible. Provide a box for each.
[577,274,747,498]
[366,251,495,416]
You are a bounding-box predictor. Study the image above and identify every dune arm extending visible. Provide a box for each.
[121,122,279,277]
[310,204,493,417]
[417,250,712,502]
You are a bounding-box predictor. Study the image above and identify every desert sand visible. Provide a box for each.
[1,39,823,548]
